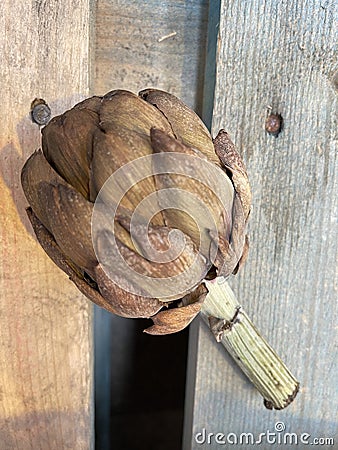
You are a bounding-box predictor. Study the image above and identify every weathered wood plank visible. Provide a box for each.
[95,0,208,112]
[93,1,209,448]
[0,1,94,449]
[185,0,337,447]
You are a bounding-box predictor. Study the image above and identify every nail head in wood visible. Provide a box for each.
[30,98,51,126]
[265,113,283,137]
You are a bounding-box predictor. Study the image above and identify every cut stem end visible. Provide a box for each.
[201,278,300,410]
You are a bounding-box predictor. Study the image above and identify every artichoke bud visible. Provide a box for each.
[21,89,251,335]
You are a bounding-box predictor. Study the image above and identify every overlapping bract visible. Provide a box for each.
[21,89,251,334]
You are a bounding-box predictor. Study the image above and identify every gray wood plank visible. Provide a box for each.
[95,0,209,113]
[185,0,337,448]
[202,0,221,129]
[0,1,94,449]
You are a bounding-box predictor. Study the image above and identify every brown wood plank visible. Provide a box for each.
[0,1,94,449]
[184,0,337,447]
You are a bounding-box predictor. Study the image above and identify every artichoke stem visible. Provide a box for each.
[200,277,299,410]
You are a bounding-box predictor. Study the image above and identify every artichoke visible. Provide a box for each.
[21,89,251,335]
[21,89,300,410]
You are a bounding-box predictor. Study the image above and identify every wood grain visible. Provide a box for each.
[184,0,337,448]
[0,1,94,449]
[93,2,209,448]
[94,0,209,113]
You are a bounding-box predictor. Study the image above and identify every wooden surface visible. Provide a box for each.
[184,0,337,448]
[0,1,94,449]
[94,2,210,448]
[95,0,208,112]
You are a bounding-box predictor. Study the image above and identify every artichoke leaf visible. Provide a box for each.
[116,214,199,265]
[213,129,251,220]
[38,183,98,274]
[99,90,173,137]
[42,107,99,198]
[94,229,162,318]
[144,283,207,335]
[209,195,246,277]
[233,234,250,275]
[74,95,102,115]
[94,225,208,302]
[150,129,234,261]
[26,207,83,279]
[26,208,121,315]
[21,149,68,233]
[139,89,220,165]
[90,127,164,226]
[95,264,162,318]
